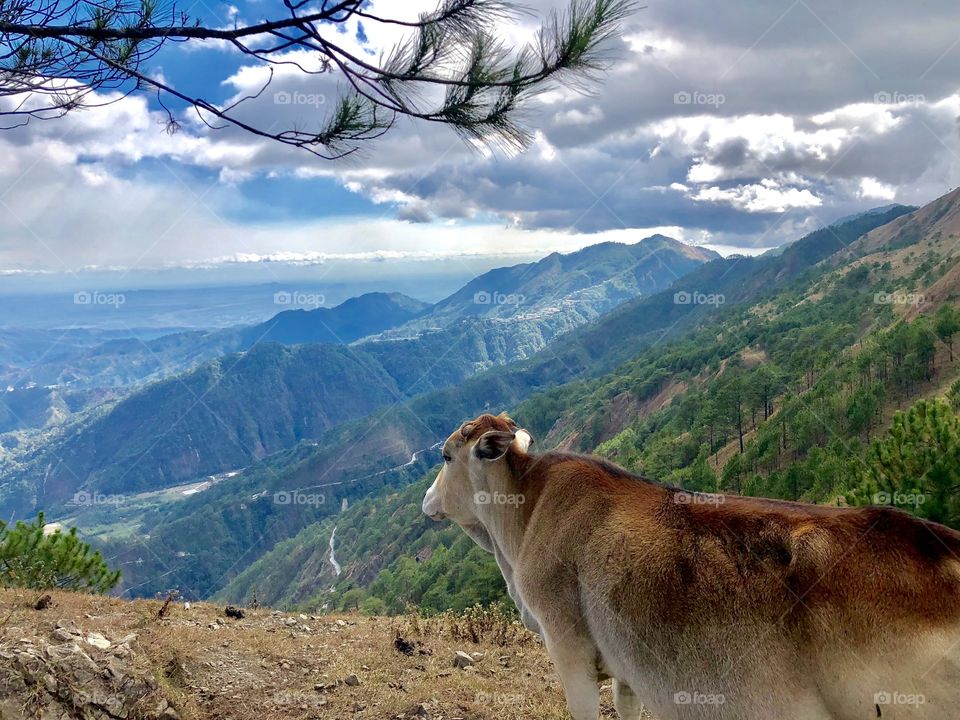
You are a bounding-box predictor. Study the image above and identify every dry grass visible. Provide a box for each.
[0,589,648,720]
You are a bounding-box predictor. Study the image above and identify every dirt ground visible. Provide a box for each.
[0,588,653,719]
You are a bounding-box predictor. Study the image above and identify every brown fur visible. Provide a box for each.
[425,414,960,720]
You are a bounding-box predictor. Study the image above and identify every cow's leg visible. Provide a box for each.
[543,630,600,720]
[613,679,645,720]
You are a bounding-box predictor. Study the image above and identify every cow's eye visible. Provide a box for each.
[442,452,452,463]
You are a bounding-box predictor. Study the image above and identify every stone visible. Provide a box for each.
[453,651,474,669]
[84,632,111,650]
[343,673,360,686]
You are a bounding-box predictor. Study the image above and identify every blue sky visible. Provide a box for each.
[3,0,960,287]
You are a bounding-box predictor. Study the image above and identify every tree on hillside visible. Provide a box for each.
[667,443,717,493]
[0,513,121,593]
[0,0,635,157]
[935,304,960,363]
[847,398,960,529]
[751,364,784,424]
[717,366,747,453]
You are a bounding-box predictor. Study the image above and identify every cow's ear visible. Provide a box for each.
[474,430,516,461]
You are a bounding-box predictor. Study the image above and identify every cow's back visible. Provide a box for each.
[521,464,960,719]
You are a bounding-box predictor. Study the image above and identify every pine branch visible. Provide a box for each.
[0,0,639,155]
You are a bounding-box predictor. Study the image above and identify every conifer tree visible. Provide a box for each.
[0,513,121,593]
[935,305,960,362]
[847,398,960,529]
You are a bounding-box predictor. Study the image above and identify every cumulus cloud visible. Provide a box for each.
[691,181,823,213]
[4,0,960,272]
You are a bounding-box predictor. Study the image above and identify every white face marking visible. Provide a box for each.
[422,467,445,520]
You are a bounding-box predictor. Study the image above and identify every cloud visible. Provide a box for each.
[857,177,898,201]
[5,0,960,272]
[691,181,823,213]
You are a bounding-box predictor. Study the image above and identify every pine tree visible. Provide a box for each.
[935,305,960,363]
[0,513,121,593]
[847,398,960,529]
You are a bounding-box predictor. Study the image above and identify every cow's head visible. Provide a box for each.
[422,413,533,525]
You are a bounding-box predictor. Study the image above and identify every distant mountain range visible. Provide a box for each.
[0,235,715,517]
[238,292,430,346]
[218,199,960,613]
[73,202,922,599]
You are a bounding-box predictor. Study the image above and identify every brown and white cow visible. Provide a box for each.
[422,413,960,720]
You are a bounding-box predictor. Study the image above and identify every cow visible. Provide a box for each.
[422,413,960,720]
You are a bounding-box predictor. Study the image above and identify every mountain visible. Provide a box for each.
[0,237,715,523]
[0,239,711,402]
[229,196,960,615]
[400,236,718,330]
[830,203,915,228]
[763,203,916,256]
[0,293,430,398]
[238,292,430,346]
[211,203,955,610]
[78,205,921,599]
[0,343,404,513]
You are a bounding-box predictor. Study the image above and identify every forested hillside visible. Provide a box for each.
[208,195,960,613]
[92,204,914,599]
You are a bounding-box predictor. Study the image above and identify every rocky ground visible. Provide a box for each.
[0,589,651,719]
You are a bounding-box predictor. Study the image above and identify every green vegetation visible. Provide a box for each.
[0,513,120,593]
[188,204,940,607]
[848,397,960,527]
[211,202,960,615]
[216,475,511,614]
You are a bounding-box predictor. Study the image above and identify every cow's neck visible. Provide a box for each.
[472,452,537,567]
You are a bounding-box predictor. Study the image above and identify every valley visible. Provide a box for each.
[4,195,960,610]
[0,235,718,599]
[205,197,960,614]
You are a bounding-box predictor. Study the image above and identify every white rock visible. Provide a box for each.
[453,651,475,669]
[84,632,111,650]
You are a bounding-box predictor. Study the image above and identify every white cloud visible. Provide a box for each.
[6,0,960,270]
[858,177,897,201]
[691,181,822,213]
[554,106,605,126]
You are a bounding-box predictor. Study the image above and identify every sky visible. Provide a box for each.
[3,0,960,288]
